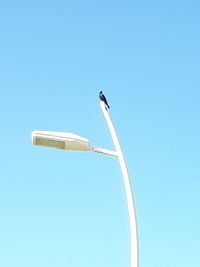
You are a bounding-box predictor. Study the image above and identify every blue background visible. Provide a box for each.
[0,1,199,266]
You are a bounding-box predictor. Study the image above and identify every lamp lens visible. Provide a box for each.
[35,138,65,150]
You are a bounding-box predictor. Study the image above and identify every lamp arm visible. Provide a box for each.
[89,146,118,157]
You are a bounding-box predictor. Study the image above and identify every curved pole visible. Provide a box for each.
[100,101,139,267]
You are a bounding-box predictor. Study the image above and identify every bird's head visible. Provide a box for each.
[99,91,102,94]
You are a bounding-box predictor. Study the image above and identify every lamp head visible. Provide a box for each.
[31,131,90,151]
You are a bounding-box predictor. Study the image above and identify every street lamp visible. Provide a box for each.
[32,130,118,157]
[31,101,139,267]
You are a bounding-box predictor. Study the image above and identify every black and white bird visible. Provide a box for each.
[99,91,110,109]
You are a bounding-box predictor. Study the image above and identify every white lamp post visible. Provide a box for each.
[31,101,139,267]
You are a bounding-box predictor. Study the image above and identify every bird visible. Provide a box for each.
[99,91,110,109]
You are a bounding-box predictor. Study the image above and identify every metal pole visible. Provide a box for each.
[100,101,139,267]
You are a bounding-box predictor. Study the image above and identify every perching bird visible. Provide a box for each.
[99,91,110,109]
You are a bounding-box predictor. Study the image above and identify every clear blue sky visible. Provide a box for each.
[0,1,199,266]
